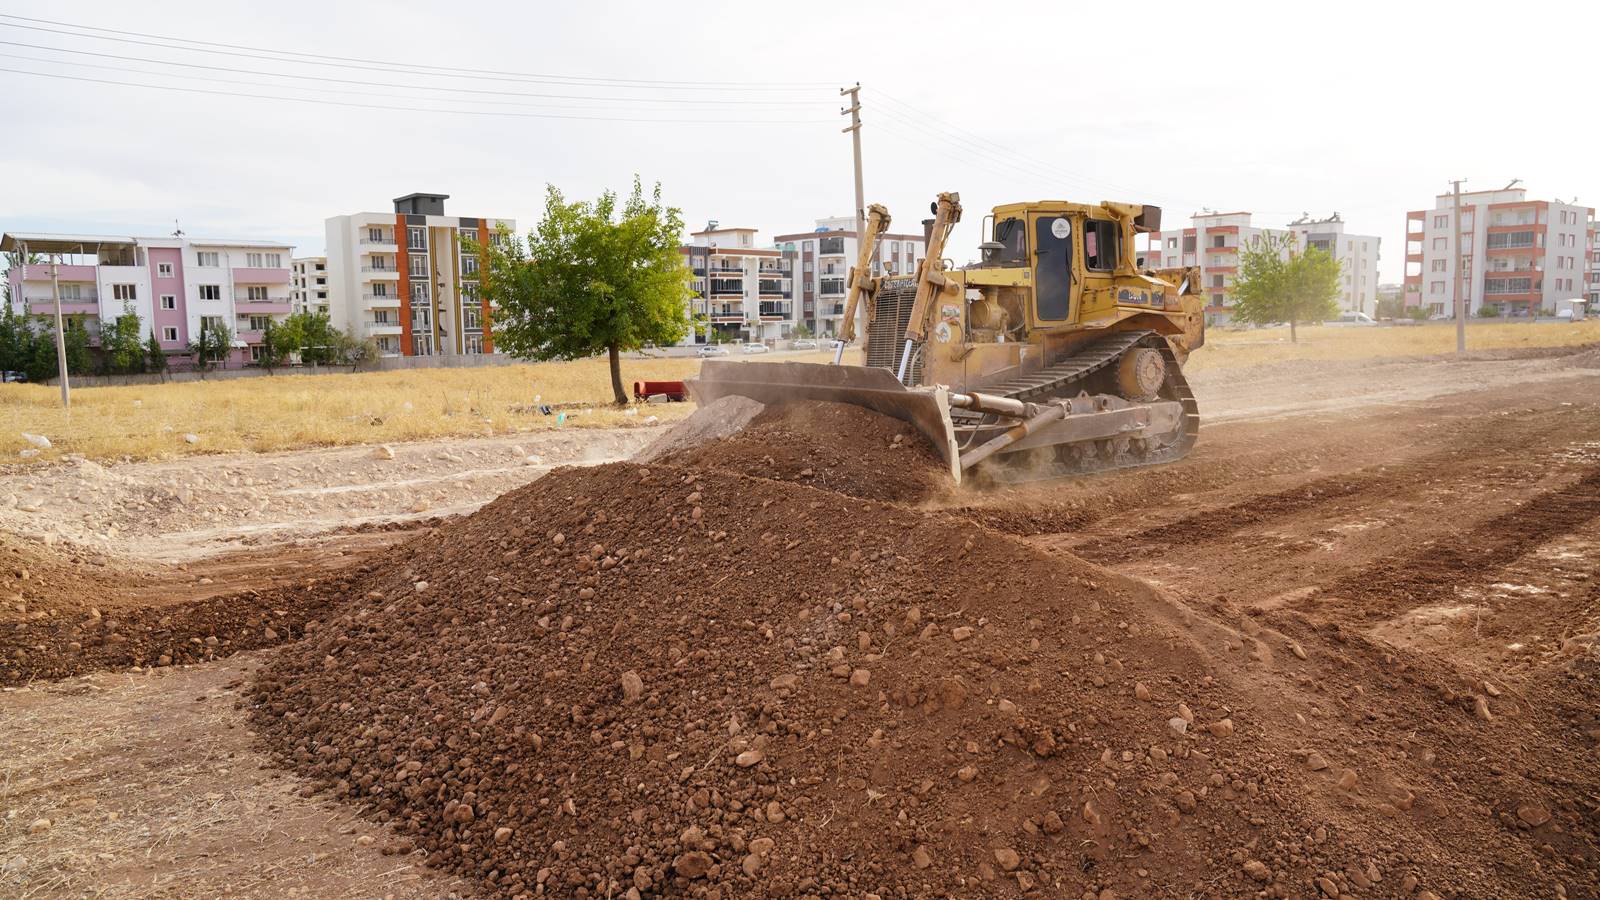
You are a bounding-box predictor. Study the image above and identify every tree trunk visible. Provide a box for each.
[1289,317,1298,343]
[607,342,627,406]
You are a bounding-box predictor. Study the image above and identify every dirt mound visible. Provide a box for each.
[653,401,946,503]
[0,534,153,625]
[635,395,766,463]
[2,569,359,685]
[247,458,1492,899]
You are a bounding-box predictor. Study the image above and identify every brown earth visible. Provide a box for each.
[5,348,1600,898]
[653,400,945,503]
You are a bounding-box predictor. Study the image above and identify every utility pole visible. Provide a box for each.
[840,83,865,354]
[1450,178,1466,355]
[48,254,69,409]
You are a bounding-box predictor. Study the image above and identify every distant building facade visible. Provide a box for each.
[290,256,329,316]
[2,231,293,365]
[1404,186,1593,317]
[325,193,513,357]
[772,216,926,338]
[681,225,794,344]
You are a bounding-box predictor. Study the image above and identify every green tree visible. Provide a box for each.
[23,321,57,384]
[0,302,24,374]
[257,318,290,372]
[146,331,168,377]
[189,320,234,370]
[1478,304,1501,318]
[63,317,92,375]
[100,304,146,374]
[482,178,692,405]
[282,310,341,365]
[792,323,814,340]
[1230,234,1341,343]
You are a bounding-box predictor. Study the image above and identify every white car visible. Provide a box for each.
[791,339,818,350]
[1326,311,1379,327]
[741,342,770,354]
[697,344,730,357]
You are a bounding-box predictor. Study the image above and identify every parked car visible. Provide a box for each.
[697,344,730,357]
[791,339,818,350]
[1326,311,1379,327]
[741,342,770,354]
[1,371,27,383]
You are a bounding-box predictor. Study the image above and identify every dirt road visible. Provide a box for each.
[4,345,1599,897]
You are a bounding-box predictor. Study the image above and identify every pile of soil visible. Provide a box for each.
[652,401,946,504]
[0,535,149,625]
[247,458,1513,899]
[2,568,359,685]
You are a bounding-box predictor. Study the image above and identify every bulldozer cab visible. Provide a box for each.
[978,202,1144,332]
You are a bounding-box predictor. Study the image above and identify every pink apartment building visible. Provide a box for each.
[2,232,294,366]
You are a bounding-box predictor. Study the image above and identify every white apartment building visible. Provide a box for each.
[2,232,294,366]
[682,225,794,344]
[1150,211,1379,323]
[772,216,926,338]
[1403,186,1593,317]
[1585,219,1599,308]
[290,256,329,316]
[325,193,513,357]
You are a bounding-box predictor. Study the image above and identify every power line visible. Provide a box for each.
[0,48,832,112]
[0,39,835,105]
[0,67,834,124]
[0,16,834,91]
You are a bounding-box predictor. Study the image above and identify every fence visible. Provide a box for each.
[40,351,523,387]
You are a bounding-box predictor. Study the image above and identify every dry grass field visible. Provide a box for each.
[0,320,1594,463]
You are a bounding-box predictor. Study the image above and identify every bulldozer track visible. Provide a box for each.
[953,331,1200,483]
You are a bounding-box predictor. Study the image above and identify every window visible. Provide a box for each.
[1430,281,1445,294]
[162,326,178,342]
[247,315,271,331]
[1210,255,1223,266]
[461,255,480,277]
[315,276,326,285]
[408,226,426,250]
[59,283,82,300]
[889,241,901,254]
[991,217,1027,265]
[246,252,264,267]
[1166,256,1176,267]
[250,346,264,362]
[1211,274,1225,288]
[1431,259,1446,272]
[1166,237,1178,249]
[199,284,221,301]
[1212,234,1226,248]
[200,315,225,332]
[1431,237,1447,250]
[371,283,389,297]
[161,294,176,310]
[369,227,386,242]
[265,253,282,267]
[1083,219,1118,271]
[196,251,219,267]
[247,286,268,301]
[409,255,428,278]
[410,282,430,303]
[157,262,174,278]
[804,240,814,253]
[316,290,327,299]
[1211,293,1224,305]
[373,310,394,325]
[1433,215,1447,229]
[112,283,136,301]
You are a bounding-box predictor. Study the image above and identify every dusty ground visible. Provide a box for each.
[4,344,1599,897]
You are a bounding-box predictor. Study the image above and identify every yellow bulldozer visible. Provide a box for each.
[688,192,1205,485]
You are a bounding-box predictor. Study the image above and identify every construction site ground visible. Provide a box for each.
[3,344,1599,898]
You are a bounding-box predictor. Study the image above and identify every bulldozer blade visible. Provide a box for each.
[686,360,963,484]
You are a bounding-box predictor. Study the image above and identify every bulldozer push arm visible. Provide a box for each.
[894,192,961,381]
[836,203,890,349]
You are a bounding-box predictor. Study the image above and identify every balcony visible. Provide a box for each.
[25,297,98,315]
[758,302,792,319]
[1207,245,1237,254]
[364,321,403,336]
[363,293,401,305]
[237,299,293,314]
[232,267,291,285]
[20,264,98,281]
[822,303,846,317]
[363,268,400,280]
[360,236,397,247]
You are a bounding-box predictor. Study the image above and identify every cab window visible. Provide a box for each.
[1084,219,1118,271]
[992,217,1027,265]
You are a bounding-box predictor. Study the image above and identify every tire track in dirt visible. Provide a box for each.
[1306,465,1600,625]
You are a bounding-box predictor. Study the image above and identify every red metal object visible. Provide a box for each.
[633,380,688,402]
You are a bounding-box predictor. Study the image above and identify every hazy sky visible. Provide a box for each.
[2,0,1597,283]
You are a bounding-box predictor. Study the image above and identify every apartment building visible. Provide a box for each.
[1585,220,1599,308]
[2,231,294,365]
[1149,211,1380,323]
[682,224,794,343]
[325,193,514,358]
[1403,186,1593,317]
[772,216,926,338]
[290,256,329,315]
